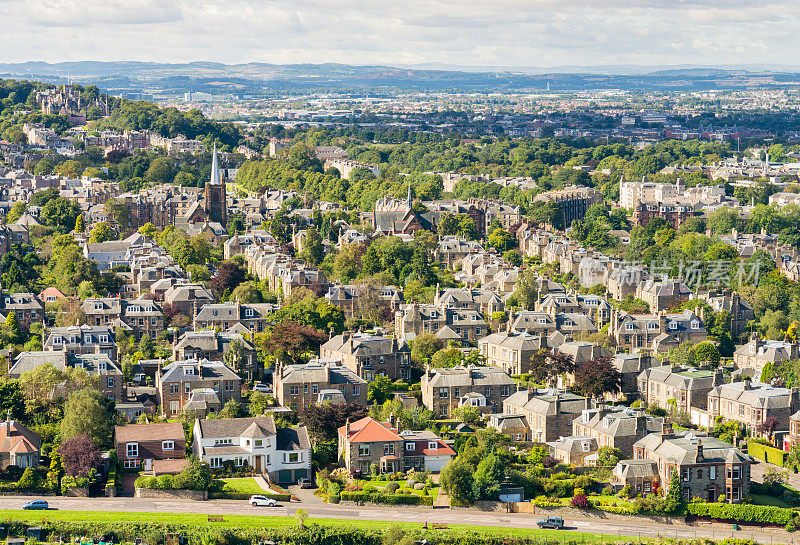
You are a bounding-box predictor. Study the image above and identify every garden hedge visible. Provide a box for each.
[747,442,786,466]
[340,491,434,506]
[687,502,797,525]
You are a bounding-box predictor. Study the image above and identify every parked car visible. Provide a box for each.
[537,516,564,529]
[252,383,272,393]
[249,495,278,507]
[22,500,48,510]
[298,478,313,489]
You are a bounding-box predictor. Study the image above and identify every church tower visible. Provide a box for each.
[204,143,227,226]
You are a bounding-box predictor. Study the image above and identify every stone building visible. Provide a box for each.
[421,365,517,418]
[320,332,411,382]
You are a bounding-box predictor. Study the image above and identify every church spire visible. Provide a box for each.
[210,142,220,185]
[406,177,412,209]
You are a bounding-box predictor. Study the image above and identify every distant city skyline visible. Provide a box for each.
[0,0,797,68]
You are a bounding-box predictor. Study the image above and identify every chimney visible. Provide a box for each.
[696,438,704,461]
[345,418,350,437]
[660,422,674,440]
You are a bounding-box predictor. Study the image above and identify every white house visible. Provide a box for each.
[192,416,311,484]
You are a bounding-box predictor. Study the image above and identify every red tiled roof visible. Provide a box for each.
[338,417,402,443]
[423,445,456,456]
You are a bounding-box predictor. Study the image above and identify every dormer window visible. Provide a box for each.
[647,322,657,330]
[184,367,195,375]
[94,302,103,310]
[83,335,92,343]
[98,362,107,371]
[53,336,62,345]
[428,441,437,450]
[4,298,9,306]
[245,308,254,317]
[99,334,108,344]
[538,318,547,324]
[625,322,634,331]
[750,344,756,354]
[669,322,678,330]
[691,320,699,330]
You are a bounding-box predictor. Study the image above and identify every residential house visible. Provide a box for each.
[9,351,123,400]
[636,279,692,312]
[572,406,664,458]
[549,436,599,467]
[115,422,185,470]
[193,302,277,333]
[733,338,800,378]
[173,330,258,380]
[420,365,517,418]
[192,416,311,483]
[633,428,750,503]
[325,284,404,320]
[704,381,800,435]
[612,459,660,495]
[156,359,242,418]
[44,325,118,362]
[487,413,531,442]
[338,416,404,475]
[611,350,660,395]
[274,359,368,411]
[610,309,706,352]
[398,429,455,472]
[701,290,756,338]
[320,332,411,382]
[0,292,43,329]
[478,330,547,376]
[394,302,487,346]
[502,388,592,443]
[162,282,215,316]
[0,418,40,469]
[638,365,724,414]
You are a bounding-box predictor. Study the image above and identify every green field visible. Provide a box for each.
[0,509,640,542]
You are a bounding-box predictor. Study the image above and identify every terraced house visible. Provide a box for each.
[193,301,278,333]
[703,381,800,433]
[156,359,241,418]
[638,365,725,414]
[502,388,591,442]
[44,325,118,361]
[173,330,258,380]
[81,297,164,338]
[395,302,487,346]
[0,292,43,329]
[421,365,517,418]
[320,331,411,381]
[274,359,368,410]
[610,309,706,352]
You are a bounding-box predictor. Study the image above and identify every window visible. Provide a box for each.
[245,308,254,317]
[255,439,263,447]
[669,322,678,330]
[353,385,360,396]
[123,460,140,468]
[625,322,634,331]
[501,385,510,397]
[681,467,690,482]
[729,465,741,480]
[100,334,109,343]
[647,322,657,330]
[691,321,699,330]
[304,384,309,394]
[185,383,191,394]
[53,336,62,345]
[406,442,414,452]
[126,442,139,458]
[428,441,437,450]
[183,367,195,375]
[312,384,318,394]
[697,469,703,480]
[453,387,460,398]
[582,442,591,452]
[290,385,299,395]
[684,489,692,501]
[94,302,103,310]
[384,444,395,455]
[107,377,114,389]
[358,444,370,456]
[288,452,300,463]
[170,383,179,394]
[214,438,232,446]
[84,335,92,343]
[234,456,245,466]
[170,401,180,413]
[162,441,174,451]
[439,388,448,399]
[210,457,223,469]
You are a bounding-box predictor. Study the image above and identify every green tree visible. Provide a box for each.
[299,227,325,266]
[74,213,85,233]
[367,374,392,404]
[5,202,25,224]
[88,221,115,243]
[694,342,721,366]
[139,334,155,359]
[145,157,174,185]
[452,405,482,424]
[60,388,113,448]
[487,228,516,252]
[3,312,23,346]
[472,452,503,500]
[138,222,159,239]
[440,458,475,506]
[431,346,463,368]
[662,470,687,515]
[411,333,440,365]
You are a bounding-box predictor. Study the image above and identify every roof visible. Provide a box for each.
[276,427,312,451]
[426,365,516,388]
[197,416,277,440]
[115,422,184,444]
[338,416,402,443]
[0,420,40,456]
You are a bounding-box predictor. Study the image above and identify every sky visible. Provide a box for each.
[0,0,797,68]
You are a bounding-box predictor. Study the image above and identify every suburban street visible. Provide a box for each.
[0,495,797,544]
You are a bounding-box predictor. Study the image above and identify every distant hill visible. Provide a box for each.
[2,61,800,94]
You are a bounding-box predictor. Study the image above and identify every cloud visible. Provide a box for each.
[0,0,796,67]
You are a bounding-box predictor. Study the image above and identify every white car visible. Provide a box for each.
[252,383,272,393]
[249,495,278,507]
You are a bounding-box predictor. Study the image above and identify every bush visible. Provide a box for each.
[686,502,796,525]
[339,490,433,506]
[570,494,592,508]
[747,442,786,466]
[156,475,174,489]
[328,494,340,504]
[385,482,400,493]
[17,468,40,490]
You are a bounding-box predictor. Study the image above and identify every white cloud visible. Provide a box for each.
[0,0,797,67]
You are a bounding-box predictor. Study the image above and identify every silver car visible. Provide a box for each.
[249,495,278,507]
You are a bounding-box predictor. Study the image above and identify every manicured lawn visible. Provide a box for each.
[751,494,792,507]
[0,510,641,542]
[220,477,266,495]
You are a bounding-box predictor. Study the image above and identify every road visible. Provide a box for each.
[1,495,799,544]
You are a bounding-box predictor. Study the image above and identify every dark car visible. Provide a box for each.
[298,478,313,489]
[537,516,564,529]
[22,500,48,510]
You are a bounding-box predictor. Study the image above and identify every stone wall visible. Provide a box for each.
[135,488,207,501]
